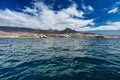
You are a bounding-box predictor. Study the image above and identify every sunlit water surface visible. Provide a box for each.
[0,38,120,80]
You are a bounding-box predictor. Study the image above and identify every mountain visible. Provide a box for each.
[0,26,117,38]
[0,26,36,33]
[60,28,78,33]
[0,26,79,34]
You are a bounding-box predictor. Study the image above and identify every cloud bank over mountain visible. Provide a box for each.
[0,0,120,32]
[0,1,94,31]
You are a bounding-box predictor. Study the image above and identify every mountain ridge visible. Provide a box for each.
[0,26,119,38]
[0,26,80,34]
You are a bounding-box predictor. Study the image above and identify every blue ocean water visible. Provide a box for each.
[0,38,120,80]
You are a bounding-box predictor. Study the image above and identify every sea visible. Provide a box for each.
[0,38,120,80]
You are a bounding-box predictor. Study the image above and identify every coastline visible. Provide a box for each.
[0,31,119,38]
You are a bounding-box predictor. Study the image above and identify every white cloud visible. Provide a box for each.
[23,7,37,13]
[1,2,120,32]
[114,1,120,7]
[81,2,94,12]
[0,9,41,28]
[94,22,120,30]
[62,4,84,18]
[88,6,94,11]
[0,2,94,31]
[108,7,118,14]
[79,22,120,31]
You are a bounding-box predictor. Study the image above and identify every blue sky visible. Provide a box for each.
[0,0,120,34]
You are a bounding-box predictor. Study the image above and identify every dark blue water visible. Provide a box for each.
[0,38,120,80]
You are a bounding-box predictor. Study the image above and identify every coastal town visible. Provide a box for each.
[0,26,119,38]
[0,31,119,38]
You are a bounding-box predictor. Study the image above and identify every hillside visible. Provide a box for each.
[0,26,118,38]
[0,26,79,34]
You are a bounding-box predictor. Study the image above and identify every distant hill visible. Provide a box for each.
[0,26,119,38]
[0,26,36,33]
[0,26,79,34]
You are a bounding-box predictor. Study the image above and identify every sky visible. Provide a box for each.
[0,0,120,34]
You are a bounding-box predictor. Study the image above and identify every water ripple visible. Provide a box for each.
[0,38,120,80]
